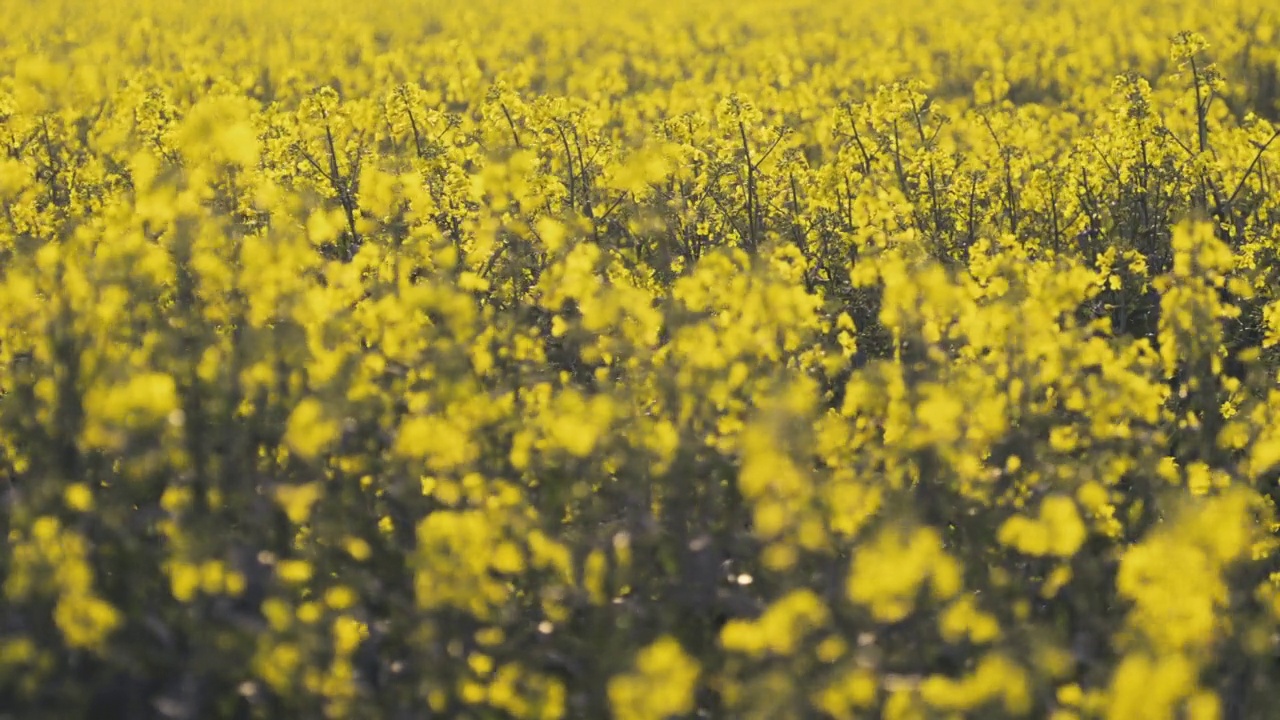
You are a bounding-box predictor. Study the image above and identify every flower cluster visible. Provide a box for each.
[3,0,1280,718]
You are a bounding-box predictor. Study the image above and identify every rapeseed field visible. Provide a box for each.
[4,0,1280,717]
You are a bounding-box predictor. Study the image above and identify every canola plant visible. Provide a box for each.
[3,0,1280,717]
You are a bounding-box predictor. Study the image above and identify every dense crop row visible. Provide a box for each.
[5,0,1280,717]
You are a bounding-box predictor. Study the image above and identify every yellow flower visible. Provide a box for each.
[275,482,324,524]
[63,483,93,512]
[332,616,367,654]
[324,585,358,610]
[343,536,372,561]
[277,560,313,585]
[848,526,960,622]
[998,496,1086,558]
[169,561,201,603]
[608,637,700,720]
[54,594,121,651]
[82,372,180,450]
[284,399,340,461]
